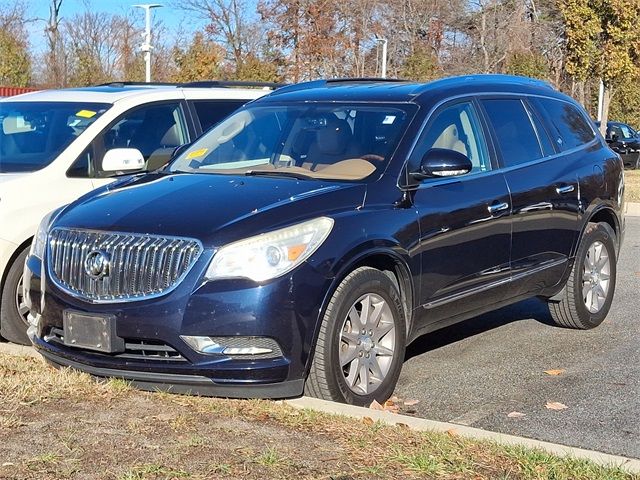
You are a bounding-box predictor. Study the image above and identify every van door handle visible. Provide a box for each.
[487,201,509,214]
[556,184,575,195]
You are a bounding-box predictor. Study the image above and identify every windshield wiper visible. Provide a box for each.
[245,169,314,180]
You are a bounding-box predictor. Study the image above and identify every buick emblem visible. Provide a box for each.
[84,250,110,279]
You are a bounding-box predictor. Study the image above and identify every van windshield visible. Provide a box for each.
[0,101,110,173]
[169,103,413,181]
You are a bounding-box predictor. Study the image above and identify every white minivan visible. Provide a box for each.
[0,81,273,344]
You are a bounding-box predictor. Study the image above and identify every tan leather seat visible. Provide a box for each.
[432,124,468,156]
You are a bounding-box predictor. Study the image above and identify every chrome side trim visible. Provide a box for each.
[421,257,567,309]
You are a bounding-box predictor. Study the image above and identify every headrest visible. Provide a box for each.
[315,117,352,156]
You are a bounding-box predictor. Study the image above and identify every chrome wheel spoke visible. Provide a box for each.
[373,321,394,343]
[358,361,370,393]
[373,344,393,357]
[340,344,359,367]
[347,305,364,331]
[345,358,360,388]
[369,357,385,382]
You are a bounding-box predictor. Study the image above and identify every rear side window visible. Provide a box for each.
[192,100,247,132]
[531,98,595,151]
[481,98,542,167]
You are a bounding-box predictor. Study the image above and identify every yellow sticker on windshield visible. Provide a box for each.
[76,109,96,118]
[186,148,208,159]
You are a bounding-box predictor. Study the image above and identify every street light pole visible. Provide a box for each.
[376,38,388,78]
[133,4,162,82]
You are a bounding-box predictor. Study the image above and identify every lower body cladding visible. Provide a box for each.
[23,254,331,399]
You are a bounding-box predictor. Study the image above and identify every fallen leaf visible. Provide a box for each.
[544,369,566,376]
[369,399,385,411]
[446,428,458,437]
[1,463,14,467]
[545,401,568,411]
[362,416,374,426]
[403,399,420,406]
[383,399,400,413]
[507,411,526,418]
[395,422,409,429]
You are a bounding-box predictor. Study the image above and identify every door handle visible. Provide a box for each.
[487,201,509,214]
[556,184,575,195]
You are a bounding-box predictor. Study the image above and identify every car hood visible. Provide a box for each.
[55,173,367,245]
[0,172,27,187]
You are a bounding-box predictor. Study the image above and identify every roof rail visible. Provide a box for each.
[181,80,285,89]
[325,77,407,84]
[98,81,178,87]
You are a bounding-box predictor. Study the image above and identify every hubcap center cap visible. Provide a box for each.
[360,336,373,353]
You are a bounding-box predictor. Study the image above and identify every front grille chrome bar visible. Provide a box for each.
[47,228,203,303]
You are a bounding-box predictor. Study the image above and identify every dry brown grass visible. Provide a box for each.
[0,353,635,480]
[626,169,640,203]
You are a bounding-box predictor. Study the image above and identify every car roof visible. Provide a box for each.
[260,74,565,105]
[1,84,269,104]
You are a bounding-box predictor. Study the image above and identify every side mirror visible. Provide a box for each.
[101,148,145,173]
[411,148,472,181]
[610,133,619,143]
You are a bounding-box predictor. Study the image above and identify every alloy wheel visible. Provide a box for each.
[338,293,396,395]
[582,240,611,314]
[14,274,29,326]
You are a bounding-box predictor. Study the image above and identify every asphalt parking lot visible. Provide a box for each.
[395,216,640,459]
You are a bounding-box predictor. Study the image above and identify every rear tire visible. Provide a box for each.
[305,267,406,406]
[0,246,31,345]
[547,222,617,329]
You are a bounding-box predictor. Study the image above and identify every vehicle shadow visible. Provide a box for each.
[405,297,555,361]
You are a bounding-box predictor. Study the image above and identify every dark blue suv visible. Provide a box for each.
[24,75,625,406]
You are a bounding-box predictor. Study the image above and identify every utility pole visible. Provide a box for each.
[133,4,162,82]
[376,38,388,78]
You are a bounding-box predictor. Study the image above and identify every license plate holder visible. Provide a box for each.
[62,310,124,353]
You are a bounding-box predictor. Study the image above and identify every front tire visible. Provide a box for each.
[547,222,617,329]
[305,267,406,406]
[0,246,31,345]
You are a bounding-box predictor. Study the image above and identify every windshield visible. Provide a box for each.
[169,103,412,181]
[0,101,110,173]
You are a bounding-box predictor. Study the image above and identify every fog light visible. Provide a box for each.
[180,335,282,357]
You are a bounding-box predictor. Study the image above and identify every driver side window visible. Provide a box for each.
[67,102,188,178]
[409,101,491,175]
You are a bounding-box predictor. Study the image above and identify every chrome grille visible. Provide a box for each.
[48,228,203,302]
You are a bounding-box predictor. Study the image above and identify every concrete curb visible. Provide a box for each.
[285,396,640,474]
[0,342,39,358]
[626,202,640,217]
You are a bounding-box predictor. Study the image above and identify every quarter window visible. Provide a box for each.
[409,101,491,175]
[532,98,595,151]
[481,98,542,167]
[192,100,247,132]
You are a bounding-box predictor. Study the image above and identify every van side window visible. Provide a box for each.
[531,98,595,151]
[481,98,542,167]
[409,101,491,175]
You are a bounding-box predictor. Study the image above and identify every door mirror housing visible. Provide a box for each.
[101,148,145,173]
[411,148,473,181]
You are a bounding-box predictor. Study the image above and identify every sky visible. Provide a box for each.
[27,0,208,54]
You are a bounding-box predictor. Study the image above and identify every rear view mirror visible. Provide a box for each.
[102,148,145,173]
[411,148,472,181]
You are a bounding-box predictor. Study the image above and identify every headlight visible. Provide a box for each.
[30,207,65,259]
[205,217,334,282]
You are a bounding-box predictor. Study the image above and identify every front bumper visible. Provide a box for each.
[25,250,332,399]
[31,329,303,398]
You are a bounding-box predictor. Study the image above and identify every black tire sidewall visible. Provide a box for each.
[321,269,406,406]
[571,223,617,328]
[0,246,30,344]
